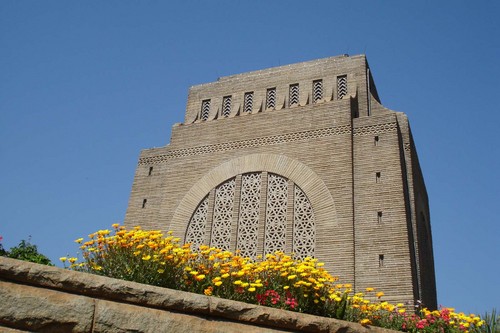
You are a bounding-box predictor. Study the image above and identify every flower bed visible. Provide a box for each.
[63,224,485,333]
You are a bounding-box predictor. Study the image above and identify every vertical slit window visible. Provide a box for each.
[148,166,153,176]
[313,80,323,103]
[244,92,254,113]
[379,254,385,267]
[377,211,383,223]
[289,84,299,106]
[374,136,379,146]
[222,96,232,117]
[266,88,276,109]
[376,172,381,183]
[337,75,347,100]
[142,199,147,208]
[201,99,211,121]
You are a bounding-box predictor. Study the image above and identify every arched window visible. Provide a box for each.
[185,172,315,259]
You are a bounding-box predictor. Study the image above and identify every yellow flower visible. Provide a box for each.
[365,287,374,292]
[204,287,213,296]
[195,274,206,281]
[376,291,384,298]
[142,255,151,261]
[74,238,84,244]
[68,257,77,264]
[214,281,223,286]
[157,269,165,274]
[248,287,256,292]
[359,319,372,326]
[287,275,297,280]
[221,273,230,279]
[112,223,120,228]
[59,257,67,262]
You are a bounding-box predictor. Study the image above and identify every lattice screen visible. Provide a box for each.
[337,75,347,100]
[201,99,211,120]
[237,173,261,258]
[222,96,232,117]
[186,172,316,259]
[244,92,253,113]
[293,185,315,259]
[210,178,235,250]
[266,88,276,109]
[264,174,288,254]
[185,195,209,251]
[289,84,299,106]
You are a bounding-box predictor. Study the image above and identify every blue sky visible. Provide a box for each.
[1,1,498,315]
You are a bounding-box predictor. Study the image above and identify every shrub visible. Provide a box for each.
[1,237,53,266]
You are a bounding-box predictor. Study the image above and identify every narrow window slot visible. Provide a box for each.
[313,79,323,103]
[289,84,299,107]
[244,92,254,113]
[266,88,276,109]
[222,96,232,117]
[201,99,211,121]
[337,75,347,99]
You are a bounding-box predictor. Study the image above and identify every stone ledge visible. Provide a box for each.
[0,257,398,333]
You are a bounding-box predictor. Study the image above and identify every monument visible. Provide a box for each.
[124,54,437,309]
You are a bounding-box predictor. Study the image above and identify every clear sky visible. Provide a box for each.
[1,1,498,316]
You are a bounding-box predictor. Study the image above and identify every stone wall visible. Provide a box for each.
[0,257,399,333]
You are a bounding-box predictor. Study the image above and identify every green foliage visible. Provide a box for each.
[481,309,499,333]
[2,238,53,266]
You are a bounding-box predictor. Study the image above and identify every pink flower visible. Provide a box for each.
[416,319,428,329]
[285,296,298,309]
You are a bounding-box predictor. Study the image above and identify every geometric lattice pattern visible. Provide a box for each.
[293,185,315,259]
[264,174,288,255]
[313,80,323,103]
[201,99,211,120]
[185,172,316,260]
[244,92,253,113]
[337,75,347,100]
[237,173,261,258]
[266,87,276,109]
[210,178,236,250]
[289,84,299,106]
[185,195,209,251]
[222,96,232,117]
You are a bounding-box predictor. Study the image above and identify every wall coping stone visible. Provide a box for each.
[0,257,399,333]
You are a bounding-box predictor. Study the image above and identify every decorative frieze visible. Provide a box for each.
[353,122,397,136]
[138,125,352,165]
